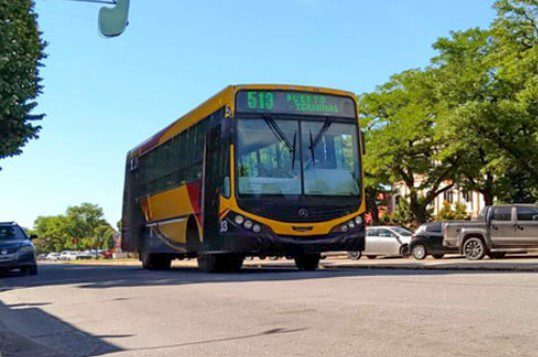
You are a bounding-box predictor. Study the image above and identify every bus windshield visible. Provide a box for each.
[236,117,360,197]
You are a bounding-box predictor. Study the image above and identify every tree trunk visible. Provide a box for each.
[482,173,495,206]
[482,190,494,206]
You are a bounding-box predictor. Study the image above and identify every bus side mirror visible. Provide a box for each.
[360,130,366,155]
[98,0,130,38]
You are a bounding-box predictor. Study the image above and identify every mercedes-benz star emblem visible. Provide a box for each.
[298,208,309,218]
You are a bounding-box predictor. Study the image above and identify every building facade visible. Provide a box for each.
[392,178,485,219]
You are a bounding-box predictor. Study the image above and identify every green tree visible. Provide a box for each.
[33,215,70,252]
[435,1,538,204]
[436,201,470,221]
[32,203,115,252]
[361,116,392,224]
[0,0,46,168]
[390,198,418,227]
[361,69,457,224]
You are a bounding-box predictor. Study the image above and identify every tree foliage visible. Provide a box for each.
[436,201,470,221]
[361,0,538,224]
[361,69,457,224]
[33,203,116,253]
[0,0,46,168]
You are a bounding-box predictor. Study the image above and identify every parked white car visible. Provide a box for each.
[46,252,60,261]
[347,226,413,260]
[76,251,94,260]
[59,251,77,260]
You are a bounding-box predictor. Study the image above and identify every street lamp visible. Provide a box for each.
[61,0,131,38]
[98,0,130,37]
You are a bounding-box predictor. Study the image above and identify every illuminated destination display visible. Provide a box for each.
[236,90,356,118]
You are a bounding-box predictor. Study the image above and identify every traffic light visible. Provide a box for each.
[98,0,130,38]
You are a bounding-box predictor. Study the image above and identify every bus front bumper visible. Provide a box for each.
[214,230,364,256]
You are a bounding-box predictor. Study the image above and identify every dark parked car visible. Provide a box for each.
[409,222,458,260]
[0,222,38,275]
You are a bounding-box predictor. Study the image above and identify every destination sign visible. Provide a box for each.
[236,90,356,118]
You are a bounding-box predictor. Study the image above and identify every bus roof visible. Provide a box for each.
[127,84,357,159]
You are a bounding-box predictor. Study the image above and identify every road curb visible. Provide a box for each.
[320,263,538,272]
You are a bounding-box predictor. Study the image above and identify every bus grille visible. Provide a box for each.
[238,201,358,223]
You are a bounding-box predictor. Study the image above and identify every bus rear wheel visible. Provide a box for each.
[294,254,320,271]
[197,254,244,273]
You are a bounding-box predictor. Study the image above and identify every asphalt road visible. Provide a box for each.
[1,263,538,357]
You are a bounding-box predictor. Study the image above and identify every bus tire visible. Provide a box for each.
[186,216,200,255]
[198,254,243,273]
[294,254,320,271]
[141,252,171,270]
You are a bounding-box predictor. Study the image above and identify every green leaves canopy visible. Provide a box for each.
[0,0,45,168]
[361,0,538,224]
[33,203,116,253]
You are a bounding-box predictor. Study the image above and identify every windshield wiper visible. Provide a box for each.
[309,119,332,150]
[307,119,332,166]
[263,114,297,169]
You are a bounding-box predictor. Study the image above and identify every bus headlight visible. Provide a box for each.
[234,215,245,225]
[340,224,349,233]
[252,224,262,233]
[355,216,363,225]
[348,220,356,229]
[243,220,253,230]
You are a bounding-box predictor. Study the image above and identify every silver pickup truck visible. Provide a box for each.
[443,204,538,260]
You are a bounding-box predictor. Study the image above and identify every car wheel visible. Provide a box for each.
[463,237,486,260]
[399,245,410,257]
[347,251,361,260]
[366,255,377,259]
[432,254,445,259]
[294,254,320,271]
[412,244,427,260]
[29,265,38,275]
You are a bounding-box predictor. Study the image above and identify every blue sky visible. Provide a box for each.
[0,0,496,228]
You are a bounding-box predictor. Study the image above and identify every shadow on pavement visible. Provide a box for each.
[0,299,124,357]
[1,261,536,292]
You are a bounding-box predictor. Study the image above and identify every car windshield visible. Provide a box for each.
[0,225,25,240]
[390,227,413,236]
[236,117,361,196]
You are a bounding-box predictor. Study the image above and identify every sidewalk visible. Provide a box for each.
[321,254,538,272]
[57,254,538,272]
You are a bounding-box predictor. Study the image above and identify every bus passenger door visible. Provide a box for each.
[202,124,222,250]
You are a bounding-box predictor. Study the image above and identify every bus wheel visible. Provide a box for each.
[198,254,243,273]
[141,252,171,270]
[294,254,320,271]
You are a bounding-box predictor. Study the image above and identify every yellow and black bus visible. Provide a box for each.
[122,84,366,272]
